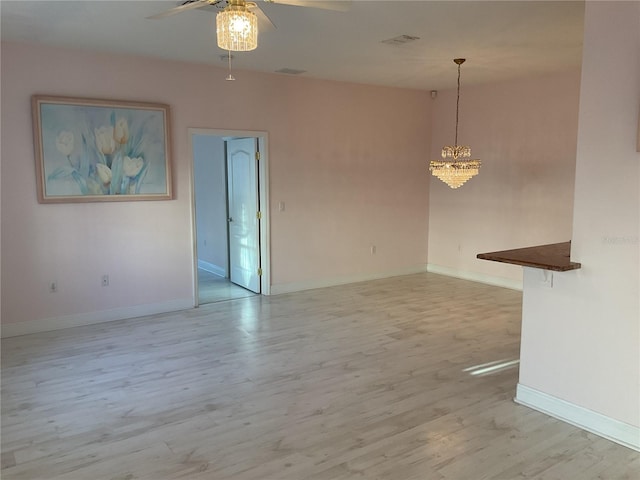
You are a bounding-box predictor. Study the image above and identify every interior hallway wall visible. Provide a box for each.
[193,135,227,277]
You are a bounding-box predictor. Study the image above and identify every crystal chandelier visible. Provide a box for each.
[216,0,258,52]
[429,58,481,189]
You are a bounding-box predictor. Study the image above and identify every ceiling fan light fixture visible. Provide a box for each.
[216,1,258,52]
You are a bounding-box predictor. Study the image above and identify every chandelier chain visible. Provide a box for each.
[455,62,461,147]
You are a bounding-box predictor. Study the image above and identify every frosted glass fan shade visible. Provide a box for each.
[216,8,258,52]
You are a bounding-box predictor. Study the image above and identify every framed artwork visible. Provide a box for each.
[32,95,172,203]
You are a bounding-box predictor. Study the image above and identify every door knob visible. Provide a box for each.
[228,217,233,222]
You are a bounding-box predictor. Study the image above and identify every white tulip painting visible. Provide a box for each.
[32,96,172,203]
[55,131,74,157]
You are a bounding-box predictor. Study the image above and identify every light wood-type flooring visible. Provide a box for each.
[197,269,256,305]
[2,273,638,479]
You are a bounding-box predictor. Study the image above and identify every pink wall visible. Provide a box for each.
[428,70,581,286]
[520,1,639,433]
[1,42,431,331]
[268,75,430,285]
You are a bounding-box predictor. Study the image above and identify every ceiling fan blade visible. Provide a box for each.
[262,0,350,12]
[146,0,215,20]
[250,4,277,31]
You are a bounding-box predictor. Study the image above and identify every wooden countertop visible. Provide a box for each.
[477,241,581,272]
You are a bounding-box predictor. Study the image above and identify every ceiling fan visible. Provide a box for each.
[149,0,349,19]
[148,0,350,51]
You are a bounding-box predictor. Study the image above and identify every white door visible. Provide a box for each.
[227,138,261,293]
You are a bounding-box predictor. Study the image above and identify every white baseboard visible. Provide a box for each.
[1,299,194,338]
[270,265,429,295]
[427,263,523,291]
[197,259,226,278]
[516,383,640,452]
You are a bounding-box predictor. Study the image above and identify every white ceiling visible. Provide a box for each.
[1,0,585,91]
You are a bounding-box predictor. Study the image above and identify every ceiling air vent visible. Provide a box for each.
[381,34,420,46]
[275,68,307,75]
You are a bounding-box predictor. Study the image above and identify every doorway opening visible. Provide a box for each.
[189,128,270,306]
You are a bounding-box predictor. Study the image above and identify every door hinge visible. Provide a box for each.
[257,268,263,276]
[256,211,262,219]
[255,152,260,161]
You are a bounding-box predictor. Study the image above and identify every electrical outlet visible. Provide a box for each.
[540,270,554,288]
[49,281,57,293]
[102,275,109,287]
[370,245,376,255]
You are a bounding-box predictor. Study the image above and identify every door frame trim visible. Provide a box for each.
[188,128,271,306]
